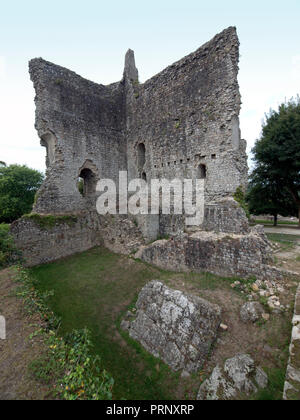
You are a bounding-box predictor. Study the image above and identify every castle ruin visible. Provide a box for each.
[11,27,284,281]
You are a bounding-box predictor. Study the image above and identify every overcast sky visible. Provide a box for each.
[0,0,299,172]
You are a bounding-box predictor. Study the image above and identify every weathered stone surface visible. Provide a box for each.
[240,302,264,323]
[10,212,102,266]
[202,198,250,234]
[198,354,268,400]
[11,212,144,266]
[122,281,221,372]
[255,366,269,389]
[29,26,247,219]
[224,354,257,394]
[198,365,237,400]
[123,49,139,81]
[125,27,247,207]
[283,283,300,400]
[136,228,289,281]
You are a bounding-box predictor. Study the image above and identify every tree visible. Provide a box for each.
[0,164,44,223]
[247,166,297,226]
[252,97,300,227]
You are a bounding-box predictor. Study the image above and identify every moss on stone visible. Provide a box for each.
[23,213,78,229]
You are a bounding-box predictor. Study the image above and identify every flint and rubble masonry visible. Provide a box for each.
[283,283,300,400]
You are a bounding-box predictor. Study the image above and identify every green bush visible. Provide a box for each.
[234,186,250,219]
[0,224,21,268]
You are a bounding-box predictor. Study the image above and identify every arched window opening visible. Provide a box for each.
[137,143,146,169]
[41,132,57,168]
[141,172,147,181]
[198,164,207,179]
[78,168,97,197]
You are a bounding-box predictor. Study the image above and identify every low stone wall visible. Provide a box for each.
[10,212,145,267]
[121,281,221,372]
[10,212,103,267]
[283,283,300,400]
[100,214,145,255]
[136,228,287,281]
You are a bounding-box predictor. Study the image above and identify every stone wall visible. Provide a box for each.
[202,198,250,234]
[29,58,127,214]
[136,227,287,281]
[28,26,248,232]
[125,26,248,204]
[11,212,144,267]
[10,212,102,266]
[283,283,300,400]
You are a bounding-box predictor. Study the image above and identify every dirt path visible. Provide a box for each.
[0,268,52,400]
[275,246,300,274]
[264,226,300,235]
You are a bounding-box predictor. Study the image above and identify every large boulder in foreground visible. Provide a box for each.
[121,281,221,372]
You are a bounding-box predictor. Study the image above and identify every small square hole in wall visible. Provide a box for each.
[168,162,170,166]
[154,165,157,168]
[211,154,216,159]
[187,158,190,162]
[174,161,176,165]
[180,159,183,163]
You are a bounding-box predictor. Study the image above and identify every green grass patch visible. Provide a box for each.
[251,367,286,400]
[266,233,300,251]
[30,247,173,399]
[29,247,241,399]
[15,266,113,400]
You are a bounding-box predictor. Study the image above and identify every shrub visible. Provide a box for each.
[234,186,250,219]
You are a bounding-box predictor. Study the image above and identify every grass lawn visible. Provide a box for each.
[251,220,299,226]
[30,247,198,399]
[29,246,293,400]
[266,233,300,251]
[29,247,242,400]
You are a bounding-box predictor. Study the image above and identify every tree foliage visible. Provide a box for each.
[247,166,297,225]
[234,186,250,219]
[0,164,44,223]
[250,97,300,226]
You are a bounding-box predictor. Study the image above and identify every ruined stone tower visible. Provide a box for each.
[30,26,247,218]
[12,27,272,275]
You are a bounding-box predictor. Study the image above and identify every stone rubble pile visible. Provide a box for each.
[231,278,290,315]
